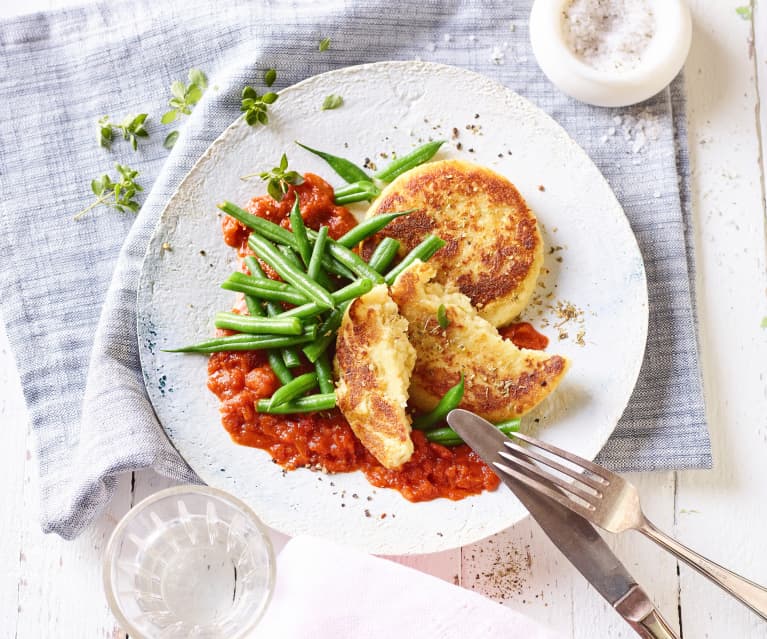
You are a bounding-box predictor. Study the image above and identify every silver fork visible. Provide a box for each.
[496,431,767,622]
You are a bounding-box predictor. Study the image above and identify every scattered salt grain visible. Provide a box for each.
[443,33,452,43]
[653,191,661,198]
[468,34,477,43]
[562,0,656,72]
[426,42,436,52]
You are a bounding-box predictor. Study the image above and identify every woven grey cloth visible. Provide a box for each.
[0,0,709,540]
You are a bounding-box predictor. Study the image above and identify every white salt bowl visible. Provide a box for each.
[529,0,692,107]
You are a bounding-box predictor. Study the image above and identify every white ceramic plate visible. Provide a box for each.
[138,61,648,555]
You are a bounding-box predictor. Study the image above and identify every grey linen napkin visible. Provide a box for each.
[0,0,709,539]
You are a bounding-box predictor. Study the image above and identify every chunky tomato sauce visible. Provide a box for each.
[499,322,549,350]
[209,173,544,502]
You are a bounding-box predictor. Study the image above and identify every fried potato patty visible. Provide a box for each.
[334,284,416,469]
[363,159,543,327]
[389,261,569,421]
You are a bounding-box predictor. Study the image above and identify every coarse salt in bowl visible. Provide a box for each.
[529,0,692,107]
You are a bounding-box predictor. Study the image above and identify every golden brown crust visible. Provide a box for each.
[362,160,543,327]
[389,261,569,422]
[334,285,416,469]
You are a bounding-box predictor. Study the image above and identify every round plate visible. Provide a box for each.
[138,61,648,555]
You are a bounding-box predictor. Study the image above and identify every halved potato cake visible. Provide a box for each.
[334,284,416,469]
[389,261,569,422]
[362,159,543,327]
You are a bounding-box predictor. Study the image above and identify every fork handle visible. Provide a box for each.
[640,519,767,621]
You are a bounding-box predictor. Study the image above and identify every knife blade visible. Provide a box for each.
[447,409,678,639]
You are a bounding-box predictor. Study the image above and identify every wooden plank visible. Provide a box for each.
[14,449,131,638]
[0,326,30,635]
[677,1,767,637]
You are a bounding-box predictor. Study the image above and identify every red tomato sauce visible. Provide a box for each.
[499,322,549,350]
[209,173,500,502]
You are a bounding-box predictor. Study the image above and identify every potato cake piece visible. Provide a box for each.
[363,159,543,327]
[389,261,569,422]
[334,284,416,469]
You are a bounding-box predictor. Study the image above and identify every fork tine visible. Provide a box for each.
[498,450,600,506]
[502,440,606,492]
[493,461,596,520]
[509,431,612,480]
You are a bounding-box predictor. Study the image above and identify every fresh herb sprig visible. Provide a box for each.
[241,86,279,126]
[264,69,277,87]
[242,153,304,201]
[319,37,331,51]
[161,68,208,148]
[98,114,149,151]
[75,164,143,220]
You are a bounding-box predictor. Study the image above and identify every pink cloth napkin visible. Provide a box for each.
[257,536,563,638]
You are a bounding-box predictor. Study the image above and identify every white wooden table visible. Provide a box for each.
[2,1,767,637]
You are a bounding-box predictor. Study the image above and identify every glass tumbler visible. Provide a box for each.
[103,485,275,639]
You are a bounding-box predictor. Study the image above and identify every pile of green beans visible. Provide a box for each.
[166,195,449,417]
[295,139,448,204]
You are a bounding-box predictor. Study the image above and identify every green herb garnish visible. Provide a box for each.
[319,37,331,51]
[264,68,277,87]
[736,6,752,19]
[322,94,344,111]
[241,86,279,126]
[247,154,304,201]
[75,164,143,220]
[163,130,180,149]
[98,114,149,151]
[437,304,449,329]
[761,316,767,328]
[161,68,208,125]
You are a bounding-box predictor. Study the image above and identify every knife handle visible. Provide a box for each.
[614,585,679,639]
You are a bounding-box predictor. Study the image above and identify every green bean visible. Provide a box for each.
[306,229,384,283]
[268,372,318,409]
[218,201,295,246]
[278,278,373,319]
[308,226,328,281]
[214,312,303,336]
[374,140,445,183]
[333,181,381,205]
[277,244,305,268]
[322,256,357,281]
[425,418,521,447]
[256,392,337,414]
[244,256,303,368]
[242,257,295,376]
[295,141,370,184]
[244,294,265,317]
[222,273,310,306]
[384,234,446,285]
[224,201,352,279]
[496,419,522,435]
[163,333,314,353]
[424,427,464,446]
[248,234,335,310]
[367,237,401,274]
[302,301,350,363]
[314,352,335,394]
[268,352,294,385]
[412,374,465,430]
[289,198,312,266]
[336,211,412,249]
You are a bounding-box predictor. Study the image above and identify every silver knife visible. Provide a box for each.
[447,409,678,639]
